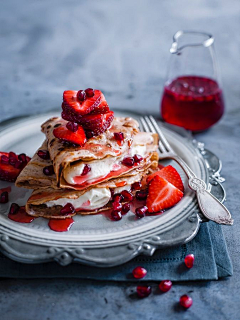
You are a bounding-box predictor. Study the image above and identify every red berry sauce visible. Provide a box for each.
[8,205,35,223]
[48,218,75,232]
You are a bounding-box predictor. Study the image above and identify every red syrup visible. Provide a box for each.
[161,76,224,131]
[8,206,35,223]
[0,186,11,193]
[48,218,74,232]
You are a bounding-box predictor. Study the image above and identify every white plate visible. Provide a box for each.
[0,110,210,266]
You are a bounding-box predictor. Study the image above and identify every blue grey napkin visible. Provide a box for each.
[0,221,232,280]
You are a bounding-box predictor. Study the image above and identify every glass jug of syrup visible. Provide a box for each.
[161,31,224,131]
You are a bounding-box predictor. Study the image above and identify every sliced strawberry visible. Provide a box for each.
[90,92,110,114]
[53,124,86,146]
[84,111,114,138]
[146,165,184,192]
[146,175,183,213]
[0,152,25,182]
[63,90,102,116]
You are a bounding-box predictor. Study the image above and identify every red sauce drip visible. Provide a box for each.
[8,206,35,223]
[48,218,74,232]
[0,186,11,194]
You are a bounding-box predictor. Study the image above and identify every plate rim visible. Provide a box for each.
[0,110,222,267]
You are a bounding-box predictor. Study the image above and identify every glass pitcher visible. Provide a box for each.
[160,31,224,131]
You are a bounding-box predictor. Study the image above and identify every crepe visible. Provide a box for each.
[26,165,156,219]
[16,139,158,191]
[41,116,159,190]
[15,140,58,189]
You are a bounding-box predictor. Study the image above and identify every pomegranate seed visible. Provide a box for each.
[179,295,193,309]
[184,254,195,268]
[114,132,124,142]
[43,165,54,176]
[85,88,94,97]
[0,191,9,203]
[18,153,27,163]
[131,181,142,190]
[135,206,148,218]
[9,157,17,166]
[66,122,78,132]
[110,189,115,200]
[37,150,50,160]
[14,160,24,169]
[9,152,17,160]
[122,203,130,214]
[112,201,122,211]
[121,190,133,202]
[111,210,122,221]
[60,203,75,215]
[134,154,143,163]
[113,193,123,203]
[9,203,20,215]
[159,280,172,292]
[122,157,134,167]
[136,286,151,298]
[132,266,147,279]
[136,190,148,200]
[77,90,86,101]
[81,164,91,176]
[1,155,9,164]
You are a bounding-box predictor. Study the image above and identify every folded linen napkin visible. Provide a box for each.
[0,222,232,280]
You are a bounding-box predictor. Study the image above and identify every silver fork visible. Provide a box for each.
[140,115,233,225]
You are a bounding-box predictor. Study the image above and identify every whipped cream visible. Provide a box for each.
[45,188,111,210]
[114,184,132,194]
[64,156,122,185]
[64,133,149,185]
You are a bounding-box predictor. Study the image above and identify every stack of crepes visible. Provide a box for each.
[16,89,159,219]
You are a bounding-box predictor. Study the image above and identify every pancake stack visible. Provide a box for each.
[16,89,159,219]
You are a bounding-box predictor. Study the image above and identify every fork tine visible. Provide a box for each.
[142,116,167,154]
[148,115,173,152]
[140,117,150,132]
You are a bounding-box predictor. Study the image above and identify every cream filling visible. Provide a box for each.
[45,188,111,210]
[64,144,148,185]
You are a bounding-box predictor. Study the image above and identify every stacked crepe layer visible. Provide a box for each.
[16,116,159,219]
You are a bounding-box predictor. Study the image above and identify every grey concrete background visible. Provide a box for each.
[0,0,240,319]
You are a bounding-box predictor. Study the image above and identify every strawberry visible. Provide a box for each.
[53,124,86,146]
[146,165,184,192]
[62,93,110,123]
[63,89,102,116]
[84,111,114,138]
[146,175,183,213]
[90,92,110,114]
[0,152,30,182]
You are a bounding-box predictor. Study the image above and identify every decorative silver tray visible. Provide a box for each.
[0,111,226,267]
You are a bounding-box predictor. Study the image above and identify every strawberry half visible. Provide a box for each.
[84,111,114,138]
[53,124,86,146]
[146,165,184,192]
[0,152,30,182]
[146,175,183,213]
[63,90,102,116]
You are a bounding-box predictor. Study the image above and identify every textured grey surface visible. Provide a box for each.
[0,0,240,319]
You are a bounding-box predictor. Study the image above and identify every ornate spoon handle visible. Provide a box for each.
[173,155,233,225]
